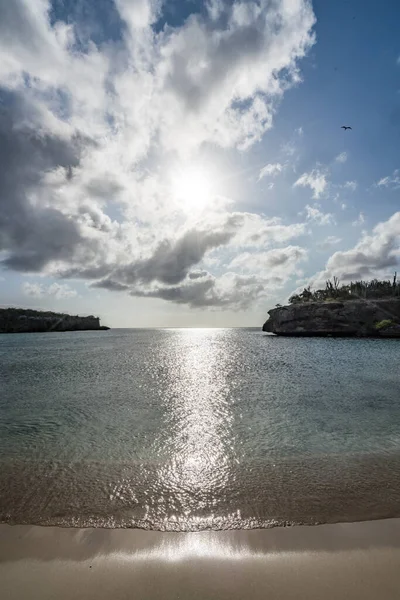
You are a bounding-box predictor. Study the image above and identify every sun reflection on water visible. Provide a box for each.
[154,329,237,523]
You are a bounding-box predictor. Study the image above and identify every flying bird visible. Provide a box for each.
[341,125,352,131]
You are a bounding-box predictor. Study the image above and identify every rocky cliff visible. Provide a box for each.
[263,299,400,337]
[0,308,110,333]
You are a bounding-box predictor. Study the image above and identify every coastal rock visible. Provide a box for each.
[0,308,110,334]
[262,299,400,337]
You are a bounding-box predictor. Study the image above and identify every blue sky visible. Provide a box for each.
[1,0,400,327]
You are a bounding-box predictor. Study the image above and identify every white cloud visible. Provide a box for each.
[343,180,357,191]
[304,203,335,225]
[22,283,45,298]
[294,168,328,199]
[341,202,347,210]
[317,236,342,250]
[335,151,348,163]
[376,169,400,190]
[229,214,307,248]
[206,0,224,21]
[352,212,365,227]
[47,283,78,299]
[115,0,161,30]
[22,282,77,299]
[258,162,283,181]
[281,141,296,156]
[229,245,307,275]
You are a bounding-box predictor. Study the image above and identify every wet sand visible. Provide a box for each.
[2,520,400,599]
[3,453,400,529]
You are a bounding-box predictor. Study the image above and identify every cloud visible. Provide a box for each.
[312,212,400,284]
[335,151,348,163]
[0,0,316,310]
[130,271,272,310]
[343,180,357,191]
[258,162,283,181]
[22,281,77,299]
[188,270,209,280]
[86,213,306,298]
[229,245,307,274]
[0,93,85,272]
[352,212,365,227]
[294,168,328,199]
[22,283,45,298]
[317,236,342,250]
[206,0,224,22]
[47,283,78,299]
[304,204,335,225]
[376,169,400,190]
[230,213,307,248]
[129,227,234,286]
[96,243,308,310]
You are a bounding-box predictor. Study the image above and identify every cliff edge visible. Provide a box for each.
[0,308,110,334]
[262,299,400,337]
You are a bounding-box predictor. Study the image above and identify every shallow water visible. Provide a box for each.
[1,328,400,529]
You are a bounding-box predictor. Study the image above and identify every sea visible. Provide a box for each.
[1,328,400,531]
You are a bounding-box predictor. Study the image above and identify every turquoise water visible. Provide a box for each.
[1,328,400,529]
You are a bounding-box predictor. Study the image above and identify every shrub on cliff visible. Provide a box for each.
[375,319,395,330]
[289,274,400,305]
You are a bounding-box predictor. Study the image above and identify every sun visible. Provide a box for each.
[170,165,214,212]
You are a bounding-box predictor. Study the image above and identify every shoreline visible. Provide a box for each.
[2,519,400,599]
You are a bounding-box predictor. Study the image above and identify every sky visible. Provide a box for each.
[0,0,400,327]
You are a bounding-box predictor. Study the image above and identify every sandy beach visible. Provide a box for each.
[2,519,400,599]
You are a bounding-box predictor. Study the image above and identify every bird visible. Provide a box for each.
[341,125,352,131]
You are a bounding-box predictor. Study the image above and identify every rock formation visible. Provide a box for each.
[263,299,400,337]
[0,308,110,333]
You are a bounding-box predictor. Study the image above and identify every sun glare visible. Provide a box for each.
[171,166,214,212]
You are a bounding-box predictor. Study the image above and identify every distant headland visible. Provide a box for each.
[0,308,110,334]
[263,276,400,337]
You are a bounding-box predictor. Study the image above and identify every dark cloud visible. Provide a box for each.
[0,91,84,272]
[188,270,208,279]
[113,227,235,286]
[84,177,123,200]
[90,278,129,291]
[132,279,219,308]
[129,272,267,310]
[265,247,305,268]
[56,218,239,293]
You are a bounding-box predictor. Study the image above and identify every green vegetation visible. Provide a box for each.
[289,274,400,305]
[375,319,395,330]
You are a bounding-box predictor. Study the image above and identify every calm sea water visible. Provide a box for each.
[1,328,400,530]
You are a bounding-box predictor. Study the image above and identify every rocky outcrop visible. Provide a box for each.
[0,308,110,333]
[263,299,400,337]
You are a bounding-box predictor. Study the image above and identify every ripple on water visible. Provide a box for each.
[1,329,400,529]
